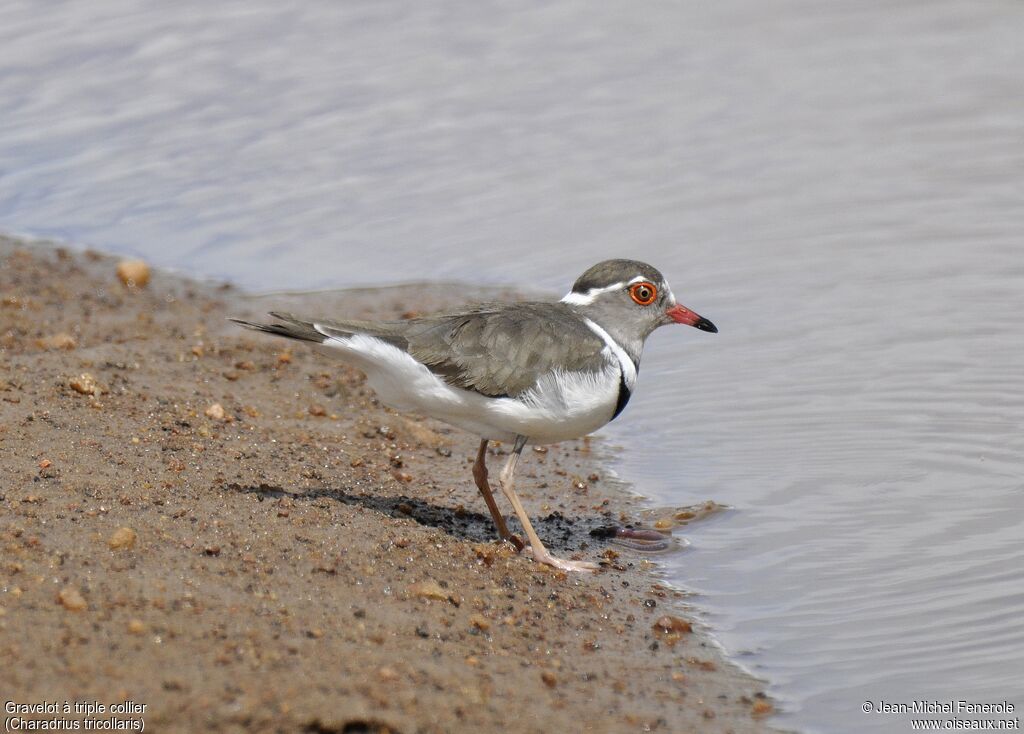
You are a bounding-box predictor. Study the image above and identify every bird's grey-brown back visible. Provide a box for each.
[401,302,607,397]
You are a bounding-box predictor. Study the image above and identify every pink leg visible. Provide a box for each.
[498,436,597,573]
[472,439,523,551]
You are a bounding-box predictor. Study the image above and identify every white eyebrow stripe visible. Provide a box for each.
[582,318,637,391]
[560,274,657,306]
[560,281,625,306]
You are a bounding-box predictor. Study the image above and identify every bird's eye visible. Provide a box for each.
[629,282,658,306]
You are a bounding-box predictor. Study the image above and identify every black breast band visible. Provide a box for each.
[611,371,632,420]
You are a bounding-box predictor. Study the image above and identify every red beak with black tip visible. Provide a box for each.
[666,304,718,333]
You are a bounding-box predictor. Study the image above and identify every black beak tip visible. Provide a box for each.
[696,317,718,333]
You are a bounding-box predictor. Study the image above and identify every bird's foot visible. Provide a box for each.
[523,547,598,574]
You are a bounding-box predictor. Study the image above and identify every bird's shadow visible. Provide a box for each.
[228,482,602,551]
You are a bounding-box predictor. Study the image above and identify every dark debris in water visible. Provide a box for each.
[590,524,673,553]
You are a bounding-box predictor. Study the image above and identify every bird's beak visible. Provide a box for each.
[665,304,718,333]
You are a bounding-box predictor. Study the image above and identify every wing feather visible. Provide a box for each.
[405,303,609,397]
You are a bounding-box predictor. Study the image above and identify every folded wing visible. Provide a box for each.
[239,304,609,399]
[402,303,608,397]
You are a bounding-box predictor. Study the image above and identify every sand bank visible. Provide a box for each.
[0,238,776,733]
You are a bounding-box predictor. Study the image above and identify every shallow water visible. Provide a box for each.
[3,1,1024,730]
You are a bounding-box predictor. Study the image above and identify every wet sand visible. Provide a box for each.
[0,237,776,733]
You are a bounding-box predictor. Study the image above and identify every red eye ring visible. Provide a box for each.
[629,282,658,306]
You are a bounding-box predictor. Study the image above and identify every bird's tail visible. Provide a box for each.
[228,312,327,343]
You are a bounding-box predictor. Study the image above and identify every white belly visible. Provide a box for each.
[316,334,623,444]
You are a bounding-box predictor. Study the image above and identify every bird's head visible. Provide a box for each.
[561,259,717,354]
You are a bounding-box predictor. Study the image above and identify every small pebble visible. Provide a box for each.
[651,615,693,648]
[409,580,456,605]
[57,587,87,612]
[116,260,151,288]
[108,527,137,550]
[205,403,226,421]
[540,671,557,688]
[688,658,717,671]
[127,619,146,634]
[69,373,99,396]
[37,333,77,351]
[652,615,692,634]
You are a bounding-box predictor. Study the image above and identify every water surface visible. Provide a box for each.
[2,1,1023,731]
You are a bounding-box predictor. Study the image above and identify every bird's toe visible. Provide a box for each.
[524,547,598,574]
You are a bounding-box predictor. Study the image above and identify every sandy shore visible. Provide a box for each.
[0,237,776,733]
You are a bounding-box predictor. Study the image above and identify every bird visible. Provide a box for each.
[231,259,716,573]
